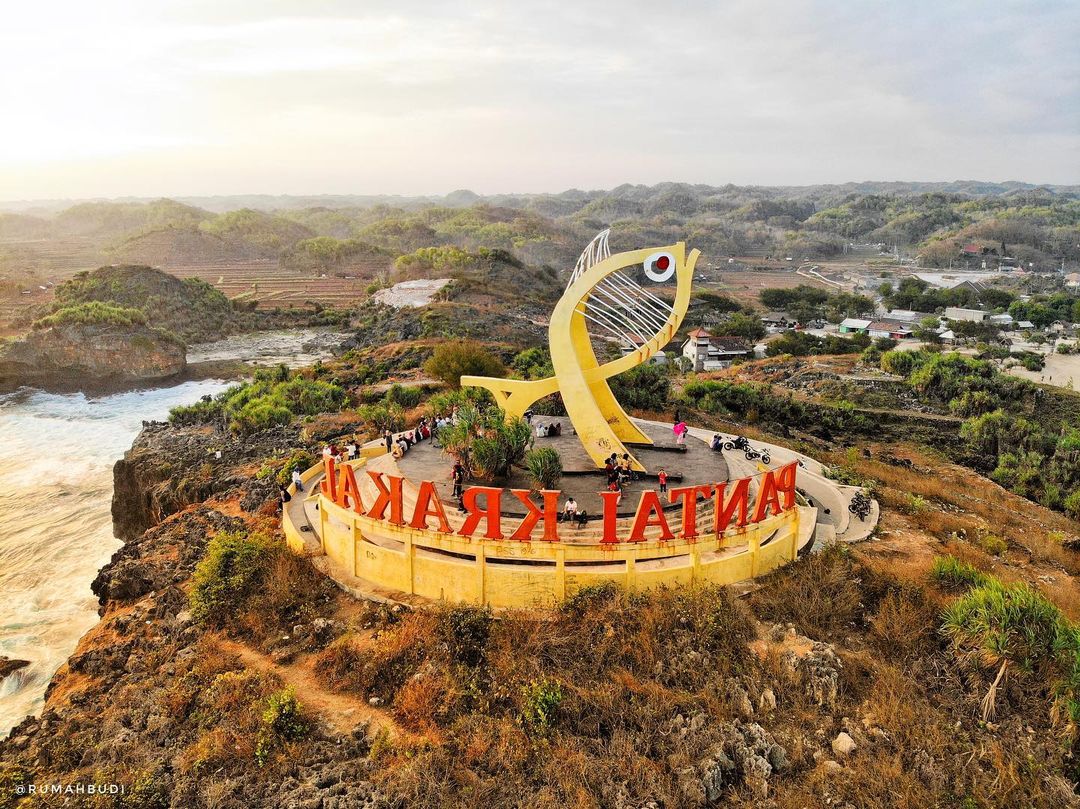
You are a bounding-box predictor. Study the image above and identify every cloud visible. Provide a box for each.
[0,0,1076,199]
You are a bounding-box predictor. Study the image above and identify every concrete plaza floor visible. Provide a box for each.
[396,416,729,518]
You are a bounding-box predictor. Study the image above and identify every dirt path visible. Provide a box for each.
[214,637,409,740]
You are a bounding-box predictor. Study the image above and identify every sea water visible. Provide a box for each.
[0,379,232,736]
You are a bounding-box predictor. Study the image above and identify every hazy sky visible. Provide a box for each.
[1,0,1077,200]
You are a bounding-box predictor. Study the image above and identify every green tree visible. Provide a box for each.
[609,363,671,410]
[440,405,531,480]
[714,312,766,341]
[424,341,505,389]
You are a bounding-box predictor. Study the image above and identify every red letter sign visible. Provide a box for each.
[628,491,675,542]
[458,486,504,540]
[366,471,405,525]
[713,477,751,532]
[668,484,713,539]
[508,489,560,541]
[409,480,451,533]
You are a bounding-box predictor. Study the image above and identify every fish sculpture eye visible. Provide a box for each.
[643,251,676,282]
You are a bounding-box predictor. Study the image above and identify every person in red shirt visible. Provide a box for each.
[657,468,668,494]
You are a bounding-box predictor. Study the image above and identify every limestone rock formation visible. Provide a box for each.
[0,321,185,387]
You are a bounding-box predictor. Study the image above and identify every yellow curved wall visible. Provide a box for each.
[283,460,810,609]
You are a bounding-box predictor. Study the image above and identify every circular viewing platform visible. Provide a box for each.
[281,418,877,609]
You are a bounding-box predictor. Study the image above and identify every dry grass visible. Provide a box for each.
[747,544,867,640]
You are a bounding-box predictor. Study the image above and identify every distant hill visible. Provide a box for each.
[53,199,211,238]
[109,226,265,267]
[1,182,1077,305]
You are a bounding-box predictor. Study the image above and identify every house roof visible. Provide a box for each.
[686,327,712,339]
[761,311,794,322]
[989,313,1013,323]
[882,309,934,323]
[868,320,913,333]
[1018,321,1036,329]
[709,336,751,352]
[839,318,872,329]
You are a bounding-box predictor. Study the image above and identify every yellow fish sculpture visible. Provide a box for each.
[462,230,700,472]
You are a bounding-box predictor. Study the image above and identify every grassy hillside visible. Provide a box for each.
[52,265,235,342]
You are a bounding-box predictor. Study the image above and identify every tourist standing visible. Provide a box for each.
[452,462,465,499]
[673,420,688,446]
[658,468,668,494]
[384,430,393,453]
[291,468,304,492]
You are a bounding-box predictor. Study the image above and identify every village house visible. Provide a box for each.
[989,313,1014,327]
[867,320,915,340]
[880,308,934,323]
[943,306,990,323]
[760,311,798,332]
[681,327,751,371]
[838,317,872,335]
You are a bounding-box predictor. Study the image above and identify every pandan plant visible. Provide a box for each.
[525,447,563,491]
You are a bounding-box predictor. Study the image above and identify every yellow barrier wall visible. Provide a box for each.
[284,459,806,609]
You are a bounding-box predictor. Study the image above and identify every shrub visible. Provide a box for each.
[190,531,277,625]
[524,446,562,490]
[424,340,505,388]
[521,678,563,732]
[169,368,347,435]
[949,390,1001,417]
[385,383,423,408]
[977,533,1008,556]
[510,346,553,380]
[254,688,309,767]
[441,605,493,667]
[0,766,31,809]
[273,450,316,486]
[440,405,531,480]
[1065,490,1080,519]
[358,401,405,433]
[942,579,1079,721]
[610,363,671,409]
[33,300,148,329]
[930,555,992,591]
[905,494,930,515]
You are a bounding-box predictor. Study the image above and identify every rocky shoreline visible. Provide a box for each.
[0,322,186,391]
[0,658,29,680]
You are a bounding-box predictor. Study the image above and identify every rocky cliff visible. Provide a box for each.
[111,422,294,541]
[4,366,1080,807]
[0,322,185,388]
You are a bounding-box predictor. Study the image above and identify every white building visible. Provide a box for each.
[681,328,751,371]
[943,306,990,322]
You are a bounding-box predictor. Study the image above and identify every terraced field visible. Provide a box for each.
[151,259,381,310]
[0,250,392,328]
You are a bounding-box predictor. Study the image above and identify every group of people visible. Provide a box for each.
[382,407,462,459]
[322,441,360,464]
[534,421,562,438]
[524,409,566,439]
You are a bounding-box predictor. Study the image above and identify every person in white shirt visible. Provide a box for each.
[291,468,304,492]
[562,497,578,520]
